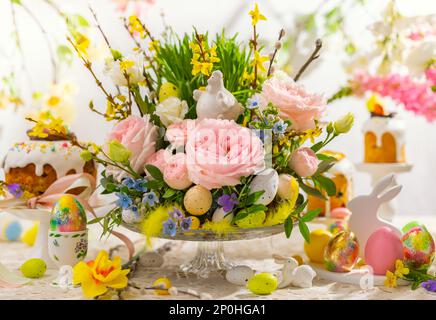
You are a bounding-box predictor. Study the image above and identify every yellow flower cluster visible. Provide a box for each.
[301,127,322,144]
[28,111,68,139]
[384,260,409,288]
[0,90,22,110]
[249,3,267,26]
[74,33,91,59]
[128,15,146,38]
[190,38,220,76]
[105,95,129,121]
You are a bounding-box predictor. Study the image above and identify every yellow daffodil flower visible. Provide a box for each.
[73,250,130,299]
[251,51,269,73]
[384,270,397,288]
[394,260,409,278]
[249,3,267,26]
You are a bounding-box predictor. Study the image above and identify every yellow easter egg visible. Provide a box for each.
[153,277,172,295]
[277,174,299,204]
[235,211,266,229]
[21,222,39,247]
[159,82,179,102]
[20,258,46,279]
[304,229,333,263]
[190,216,201,230]
[247,273,278,295]
[183,186,212,216]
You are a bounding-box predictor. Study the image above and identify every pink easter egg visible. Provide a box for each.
[330,207,351,219]
[364,227,404,275]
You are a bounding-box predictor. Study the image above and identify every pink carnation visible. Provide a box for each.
[289,147,319,178]
[261,71,326,131]
[353,71,436,122]
[185,119,265,190]
[106,115,158,175]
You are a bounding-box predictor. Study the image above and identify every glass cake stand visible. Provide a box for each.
[122,223,287,278]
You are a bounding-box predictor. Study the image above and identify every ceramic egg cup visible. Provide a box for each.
[48,229,88,267]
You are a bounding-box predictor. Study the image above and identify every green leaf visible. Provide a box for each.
[292,199,308,217]
[246,204,268,213]
[69,14,90,28]
[57,45,73,65]
[88,217,104,225]
[315,175,337,197]
[245,190,265,206]
[162,188,177,199]
[144,164,163,181]
[299,221,311,243]
[233,210,250,223]
[284,216,294,238]
[315,160,337,175]
[301,208,322,222]
[146,179,164,190]
[311,142,324,153]
[104,183,117,193]
[11,0,21,4]
[316,154,337,162]
[300,182,327,200]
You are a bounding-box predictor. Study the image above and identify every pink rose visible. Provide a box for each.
[165,119,195,147]
[185,119,265,190]
[106,115,158,175]
[163,153,192,190]
[261,71,326,131]
[289,147,319,178]
[145,149,172,174]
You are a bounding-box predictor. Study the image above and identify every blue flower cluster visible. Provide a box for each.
[115,177,159,213]
[162,207,192,237]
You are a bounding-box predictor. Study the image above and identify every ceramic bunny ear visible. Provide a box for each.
[371,174,395,197]
[377,185,402,204]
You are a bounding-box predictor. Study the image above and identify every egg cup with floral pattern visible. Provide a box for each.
[48,230,88,267]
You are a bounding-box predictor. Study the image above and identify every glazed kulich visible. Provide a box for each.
[3,139,96,196]
[363,113,406,163]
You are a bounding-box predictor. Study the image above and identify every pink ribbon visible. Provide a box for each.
[26,173,135,260]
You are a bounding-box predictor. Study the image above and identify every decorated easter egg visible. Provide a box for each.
[183,186,212,216]
[20,258,47,279]
[247,273,278,295]
[159,82,179,102]
[402,226,435,271]
[235,210,266,229]
[50,195,87,232]
[153,277,172,295]
[364,227,404,275]
[401,221,423,234]
[212,207,234,223]
[328,220,348,235]
[304,229,333,263]
[277,174,299,204]
[330,207,352,219]
[324,231,359,273]
[0,218,22,241]
[249,168,279,205]
[226,265,255,286]
[122,209,143,224]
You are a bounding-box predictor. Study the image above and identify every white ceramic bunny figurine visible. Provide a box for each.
[348,174,402,257]
[193,70,243,120]
[273,254,316,288]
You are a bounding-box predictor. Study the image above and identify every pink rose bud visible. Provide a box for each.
[289,147,319,178]
[163,153,192,190]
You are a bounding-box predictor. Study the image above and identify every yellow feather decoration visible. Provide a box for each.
[264,200,295,227]
[201,220,236,236]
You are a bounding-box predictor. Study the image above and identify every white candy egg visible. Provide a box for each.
[212,207,234,223]
[225,265,255,285]
[249,168,279,205]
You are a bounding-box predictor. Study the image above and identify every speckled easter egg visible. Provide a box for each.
[20,258,46,279]
[235,210,266,229]
[183,186,212,216]
[159,82,179,102]
[324,231,359,273]
[247,273,278,295]
[365,227,404,275]
[402,226,435,271]
[328,220,348,235]
[50,195,87,232]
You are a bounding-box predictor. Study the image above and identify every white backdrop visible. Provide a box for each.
[0,0,435,216]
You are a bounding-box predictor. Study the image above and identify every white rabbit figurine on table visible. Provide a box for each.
[273,254,316,288]
[348,174,402,257]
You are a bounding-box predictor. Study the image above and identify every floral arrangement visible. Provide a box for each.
[65,3,353,241]
[330,2,436,119]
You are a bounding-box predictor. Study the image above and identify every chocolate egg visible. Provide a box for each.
[324,231,359,273]
[50,195,87,232]
[402,226,435,271]
[365,227,403,275]
[183,185,212,216]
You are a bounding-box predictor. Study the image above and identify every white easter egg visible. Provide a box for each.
[225,265,255,286]
[212,207,234,223]
[122,209,143,224]
[249,168,279,205]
